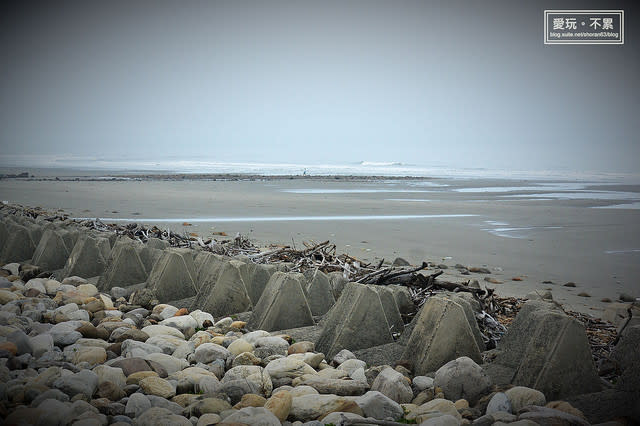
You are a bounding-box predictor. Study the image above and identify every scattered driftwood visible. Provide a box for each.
[357,262,429,285]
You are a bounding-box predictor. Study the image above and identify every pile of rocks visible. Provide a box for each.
[0,274,613,426]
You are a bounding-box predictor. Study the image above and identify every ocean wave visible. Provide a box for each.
[358,161,404,167]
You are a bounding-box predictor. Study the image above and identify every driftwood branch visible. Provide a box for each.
[357,262,429,285]
[249,246,290,259]
[375,261,429,284]
[429,280,486,296]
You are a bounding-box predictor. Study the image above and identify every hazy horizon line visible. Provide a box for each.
[1,154,639,182]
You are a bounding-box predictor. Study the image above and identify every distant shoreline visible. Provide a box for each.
[115,173,438,181]
[2,163,638,183]
[2,173,437,182]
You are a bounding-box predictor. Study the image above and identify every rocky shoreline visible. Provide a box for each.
[0,203,638,425]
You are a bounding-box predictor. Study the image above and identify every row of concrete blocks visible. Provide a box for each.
[190,244,606,403]
[0,212,414,346]
[0,213,77,269]
[282,291,605,402]
[1,212,605,403]
[0,213,276,307]
[0,213,344,316]
[0,212,162,282]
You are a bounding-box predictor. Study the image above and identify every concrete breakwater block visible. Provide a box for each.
[138,246,164,274]
[26,223,44,246]
[557,324,640,422]
[60,228,81,251]
[448,293,485,352]
[611,324,640,392]
[0,220,9,247]
[302,268,336,316]
[240,262,278,306]
[61,234,111,279]
[372,285,405,336]
[89,231,116,249]
[190,254,229,311]
[146,249,197,303]
[0,223,38,264]
[194,251,231,285]
[146,237,170,250]
[273,324,323,345]
[249,271,314,332]
[327,271,349,300]
[168,247,197,277]
[402,296,482,375]
[108,236,143,260]
[354,342,406,367]
[388,285,415,316]
[31,229,71,271]
[602,302,640,332]
[195,259,251,317]
[98,244,149,291]
[484,300,602,400]
[316,282,394,359]
[41,221,80,249]
[193,251,215,283]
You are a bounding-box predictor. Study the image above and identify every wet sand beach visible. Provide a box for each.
[1,173,639,315]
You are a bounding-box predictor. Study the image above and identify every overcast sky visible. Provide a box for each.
[0,1,638,173]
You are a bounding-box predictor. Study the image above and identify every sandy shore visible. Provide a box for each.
[1,173,639,315]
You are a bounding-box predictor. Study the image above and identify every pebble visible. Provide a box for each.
[405,398,462,422]
[486,391,512,414]
[223,406,281,425]
[288,340,315,354]
[234,393,267,408]
[265,356,317,380]
[434,356,491,405]
[504,386,546,412]
[125,392,151,417]
[227,338,254,356]
[332,348,356,365]
[139,376,176,398]
[371,366,413,403]
[355,390,403,420]
[194,342,231,364]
